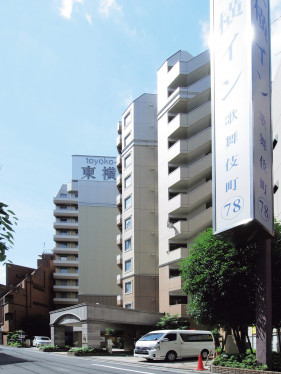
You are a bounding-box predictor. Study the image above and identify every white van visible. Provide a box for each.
[134,330,215,362]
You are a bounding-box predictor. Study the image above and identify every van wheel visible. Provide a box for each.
[166,350,177,362]
[201,349,209,360]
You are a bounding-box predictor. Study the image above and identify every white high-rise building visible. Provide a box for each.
[116,93,159,311]
[53,155,120,308]
[157,50,212,317]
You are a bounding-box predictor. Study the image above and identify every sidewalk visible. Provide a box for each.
[88,353,212,371]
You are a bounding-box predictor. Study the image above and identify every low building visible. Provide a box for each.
[0,254,54,345]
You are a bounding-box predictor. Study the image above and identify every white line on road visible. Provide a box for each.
[91,363,155,374]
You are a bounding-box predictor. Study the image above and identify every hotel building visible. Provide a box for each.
[53,155,120,308]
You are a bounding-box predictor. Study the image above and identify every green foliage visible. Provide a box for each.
[0,202,18,261]
[155,313,190,330]
[180,221,281,354]
[180,227,256,328]
[39,345,70,352]
[212,353,267,371]
[7,330,26,344]
[272,352,281,372]
[105,328,123,337]
[69,346,104,354]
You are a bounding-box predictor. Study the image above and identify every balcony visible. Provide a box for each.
[168,207,212,241]
[53,221,78,230]
[54,196,77,206]
[53,247,79,255]
[168,127,211,166]
[117,274,122,286]
[117,120,122,134]
[169,276,183,292]
[168,180,212,216]
[117,254,122,268]
[53,285,79,292]
[168,153,212,191]
[53,272,79,280]
[53,298,78,305]
[54,209,78,218]
[67,181,78,192]
[116,234,122,248]
[116,194,122,212]
[116,174,122,192]
[116,134,122,153]
[167,101,210,140]
[53,234,78,243]
[116,214,122,229]
[116,155,122,173]
[167,51,210,90]
[117,295,123,306]
[53,260,78,267]
[167,247,189,262]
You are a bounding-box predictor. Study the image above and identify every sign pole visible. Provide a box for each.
[256,239,272,369]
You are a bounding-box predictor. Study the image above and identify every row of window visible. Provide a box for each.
[56,268,79,274]
[56,255,78,261]
[58,243,78,248]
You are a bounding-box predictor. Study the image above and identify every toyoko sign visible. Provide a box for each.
[72,155,117,182]
[211,0,273,244]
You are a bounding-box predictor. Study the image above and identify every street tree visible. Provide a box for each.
[180,221,281,354]
[155,313,190,330]
[0,202,17,261]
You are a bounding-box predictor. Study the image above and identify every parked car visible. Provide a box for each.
[134,330,215,362]
[32,336,51,347]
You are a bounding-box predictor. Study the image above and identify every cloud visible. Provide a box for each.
[85,13,92,25]
[199,20,210,50]
[59,0,84,20]
[99,0,122,18]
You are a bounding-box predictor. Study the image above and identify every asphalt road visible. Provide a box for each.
[0,346,207,374]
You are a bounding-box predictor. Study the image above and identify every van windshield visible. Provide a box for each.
[139,333,165,341]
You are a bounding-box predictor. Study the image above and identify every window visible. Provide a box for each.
[125,281,132,294]
[59,243,67,248]
[180,333,213,342]
[124,195,132,209]
[124,303,132,309]
[60,256,68,261]
[124,154,132,168]
[75,268,79,274]
[60,218,67,222]
[125,217,132,230]
[60,230,67,236]
[60,193,67,198]
[60,268,68,273]
[125,174,132,188]
[125,259,132,272]
[124,111,132,128]
[165,333,177,341]
[124,133,132,147]
[125,238,132,251]
[60,280,68,286]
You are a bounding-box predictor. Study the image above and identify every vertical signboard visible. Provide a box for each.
[211,0,273,243]
[72,155,117,182]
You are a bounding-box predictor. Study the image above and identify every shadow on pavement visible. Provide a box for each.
[0,352,33,366]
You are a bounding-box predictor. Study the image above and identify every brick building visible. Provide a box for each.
[0,254,54,345]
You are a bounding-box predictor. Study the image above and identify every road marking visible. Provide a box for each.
[91,363,155,373]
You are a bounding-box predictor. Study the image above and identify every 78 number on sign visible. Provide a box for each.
[221,196,244,221]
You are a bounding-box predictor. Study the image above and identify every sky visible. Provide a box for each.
[1,0,281,285]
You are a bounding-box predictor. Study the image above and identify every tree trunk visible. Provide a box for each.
[232,326,247,354]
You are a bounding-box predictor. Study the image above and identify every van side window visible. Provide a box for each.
[165,333,177,341]
[180,334,213,342]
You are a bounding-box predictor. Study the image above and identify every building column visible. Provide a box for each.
[82,322,101,348]
[51,325,65,347]
[123,329,135,350]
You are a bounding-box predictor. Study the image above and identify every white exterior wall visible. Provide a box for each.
[117,93,159,312]
[157,50,211,316]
